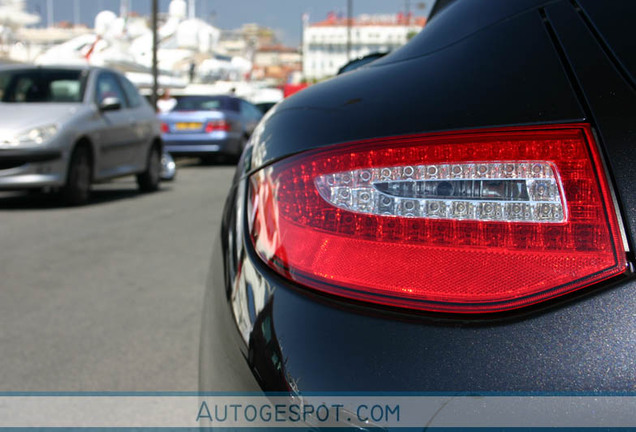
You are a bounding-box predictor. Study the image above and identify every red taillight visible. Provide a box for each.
[248,124,627,313]
[205,120,230,133]
[160,122,170,133]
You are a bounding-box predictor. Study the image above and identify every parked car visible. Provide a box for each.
[200,0,635,427]
[254,101,277,115]
[337,52,388,75]
[0,65,163,204]
[158,95,262,163]
[249,87,283,114]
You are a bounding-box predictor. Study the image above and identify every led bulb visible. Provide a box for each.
[315,162,567,223]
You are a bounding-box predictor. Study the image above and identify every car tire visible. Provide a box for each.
[60,145,92,206]
[137,145,161,192]
[200,155,217,165]
[27,187,45,195]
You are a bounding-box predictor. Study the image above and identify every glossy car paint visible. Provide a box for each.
[201,0,636,395]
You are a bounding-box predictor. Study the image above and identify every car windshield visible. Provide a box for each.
[0,69,86,103]
[173,96,238,112]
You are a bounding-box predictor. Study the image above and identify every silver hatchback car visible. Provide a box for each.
[0,65,162,204]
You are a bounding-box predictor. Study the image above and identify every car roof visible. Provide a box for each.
[0,64,115,74]
[168,94,243,111]
[174,94,237,100]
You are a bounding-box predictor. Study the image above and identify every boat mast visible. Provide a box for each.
[73,0,79,27]
[120,0,130,18]
[46,0,53,27]
[188,0,195,20]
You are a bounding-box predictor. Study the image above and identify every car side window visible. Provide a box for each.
[118,75,143,108]
[13,76,38,102]
[95,72,128,108]
[241,100,263,122]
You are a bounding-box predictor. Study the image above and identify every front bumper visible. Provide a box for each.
[0,148,65,190]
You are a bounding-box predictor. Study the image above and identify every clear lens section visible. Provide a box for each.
[315,162,566,223]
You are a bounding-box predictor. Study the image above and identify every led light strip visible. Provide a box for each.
[315,162,567,222]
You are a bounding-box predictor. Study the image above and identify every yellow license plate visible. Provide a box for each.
[175,122,203,131]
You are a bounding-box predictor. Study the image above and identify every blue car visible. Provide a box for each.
[159,95,263,163]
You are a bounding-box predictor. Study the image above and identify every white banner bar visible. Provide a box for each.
[1,395,636,428]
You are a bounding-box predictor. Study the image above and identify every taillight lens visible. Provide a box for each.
[205,120,230,133]
[160,122,169,133]
[248,124,627,313]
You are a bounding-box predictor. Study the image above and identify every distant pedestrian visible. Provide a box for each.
[157,88,177,113]
[189,61,196,83]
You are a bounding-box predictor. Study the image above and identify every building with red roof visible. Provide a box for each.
[303,12,426,80]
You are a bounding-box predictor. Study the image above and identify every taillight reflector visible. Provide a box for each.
[205,120,230,133]
[160,122,169,133]
[248,124,627,313]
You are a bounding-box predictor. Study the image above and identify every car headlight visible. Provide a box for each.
[13,124,59,147]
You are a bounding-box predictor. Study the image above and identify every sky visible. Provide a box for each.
[24,0,432,46]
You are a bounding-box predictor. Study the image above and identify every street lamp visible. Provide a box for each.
[347,0,352,61]
[46,0,53,28]
[73,0,79,27]
[151,0,159,111]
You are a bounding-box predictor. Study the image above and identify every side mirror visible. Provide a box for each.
[99,96,122,111]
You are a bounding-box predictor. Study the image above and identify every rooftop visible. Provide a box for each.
[310,13,426,28]
[257,44,299,53]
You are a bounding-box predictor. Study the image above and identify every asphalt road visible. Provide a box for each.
[0,162,235,391]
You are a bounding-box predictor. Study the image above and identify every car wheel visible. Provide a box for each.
[200,155,217,165]
[27,187,45,195]
[60,145,91,205]
[137,145,161,192]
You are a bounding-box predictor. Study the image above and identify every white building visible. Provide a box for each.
[303,13,426,81]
